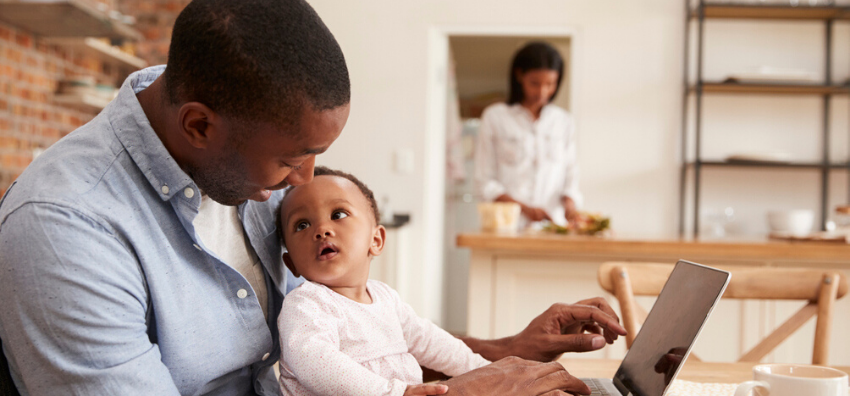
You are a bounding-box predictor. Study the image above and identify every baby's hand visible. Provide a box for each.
[404,383,448,396]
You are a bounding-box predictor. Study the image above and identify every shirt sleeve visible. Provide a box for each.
[0,203,180,395]
[474,108,508,202]
[278,287,407,396]
[388,285,489,377]
[560,115,583,208]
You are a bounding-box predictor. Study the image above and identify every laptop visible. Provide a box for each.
[581,260,731,396]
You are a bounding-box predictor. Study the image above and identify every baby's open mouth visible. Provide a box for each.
[317,243,339,260]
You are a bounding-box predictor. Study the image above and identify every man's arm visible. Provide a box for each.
[460,299,627,362]
[0,203,180,395]
[427,299,626,395]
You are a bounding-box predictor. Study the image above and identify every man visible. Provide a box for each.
[0,0,625,395]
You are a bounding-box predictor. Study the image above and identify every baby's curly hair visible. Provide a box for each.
[277,166,380,247]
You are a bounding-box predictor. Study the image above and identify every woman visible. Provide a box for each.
[474,41,581,226]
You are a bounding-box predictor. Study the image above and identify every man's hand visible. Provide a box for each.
[405,383,449,395]
[510,299,627,362]
[463,298,627,363]
[441,357,591,396]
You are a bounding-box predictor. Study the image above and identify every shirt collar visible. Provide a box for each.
[109,65,195,202]
[510,102,553,122]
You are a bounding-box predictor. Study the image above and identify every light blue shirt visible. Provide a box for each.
[0,66,303,395]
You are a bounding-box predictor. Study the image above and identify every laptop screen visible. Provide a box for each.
[613,261,730,396]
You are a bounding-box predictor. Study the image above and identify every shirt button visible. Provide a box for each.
[184,187,195,198]
[193,244,202,251]
[161,185,169,194]
[262,353,270,361]
[237,289,248,299]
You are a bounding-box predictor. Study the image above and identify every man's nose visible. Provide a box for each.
[286,157,316,187]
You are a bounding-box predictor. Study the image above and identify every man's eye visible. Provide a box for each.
[295,221,309,232]
[331,211,348,220]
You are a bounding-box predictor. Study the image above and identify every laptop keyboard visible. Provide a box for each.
[583,378,615,396]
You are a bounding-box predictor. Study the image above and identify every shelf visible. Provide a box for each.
[694,4,850,20]
[0,0,142,40]
[687,161,849,170]
[43,38,147,70]
[691,82,850,95]
[52,92,112,112]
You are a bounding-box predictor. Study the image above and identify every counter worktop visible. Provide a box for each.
[456,232,850,263]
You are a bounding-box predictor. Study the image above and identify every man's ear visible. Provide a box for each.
[369,225,386,257]
[177,102,221,149]
[283,252,300,278]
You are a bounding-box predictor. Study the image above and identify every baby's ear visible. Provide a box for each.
[283,252,300,278]
[369,225,386,257]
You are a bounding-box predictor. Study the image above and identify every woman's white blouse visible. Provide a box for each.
[474,102,582,224]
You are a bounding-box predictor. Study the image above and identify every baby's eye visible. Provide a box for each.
[331,211,348,220]
[294,221,309,232]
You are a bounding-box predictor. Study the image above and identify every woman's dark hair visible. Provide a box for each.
[164,0,350,128]
[507,41,564,105]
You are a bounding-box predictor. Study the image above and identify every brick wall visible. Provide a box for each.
[0,0,187,196]
[119,0,190,66]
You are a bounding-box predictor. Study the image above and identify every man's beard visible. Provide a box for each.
[183,152,253,206]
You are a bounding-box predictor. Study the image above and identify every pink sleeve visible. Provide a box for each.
[278,285,408,396]
[386,283,490,376]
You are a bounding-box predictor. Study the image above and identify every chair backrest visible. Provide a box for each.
[598,262,848,365]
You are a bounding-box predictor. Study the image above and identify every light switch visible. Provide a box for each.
[393,149,414,175]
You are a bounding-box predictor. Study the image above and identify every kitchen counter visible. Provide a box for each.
[457,232,850,264]
[456,232,850,365]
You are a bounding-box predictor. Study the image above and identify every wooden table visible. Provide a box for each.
[457,232,850,365]
[558,358,850,384]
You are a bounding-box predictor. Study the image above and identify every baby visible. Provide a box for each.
[276,166,490,396]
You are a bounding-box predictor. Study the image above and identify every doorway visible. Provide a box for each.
[441,34,574,334]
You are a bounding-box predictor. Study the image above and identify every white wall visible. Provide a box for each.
[307,0,850,327]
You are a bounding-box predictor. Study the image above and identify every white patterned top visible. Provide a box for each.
[278,280,490,396]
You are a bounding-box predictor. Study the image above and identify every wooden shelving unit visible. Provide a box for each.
[680,1,850,237]
[695,82,850,95]
[43,38,147,70]
[52,92,113,112]
[0,0,142,40]
[0,1,146,113]
[697,3,850,20]
[687,161,850,170]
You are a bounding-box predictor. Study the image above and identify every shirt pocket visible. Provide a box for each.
[544,133,565,163]
[496,133,525,166]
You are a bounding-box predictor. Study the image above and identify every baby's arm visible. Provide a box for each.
[279,288,418,396]
[389,284,491,376]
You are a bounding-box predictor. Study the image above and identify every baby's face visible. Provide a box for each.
[279,175,384,288]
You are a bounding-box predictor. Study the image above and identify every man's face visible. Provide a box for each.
[190,104,349,206]
[280,175,382,287]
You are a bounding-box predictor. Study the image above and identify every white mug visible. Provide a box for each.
[734,364,849,396]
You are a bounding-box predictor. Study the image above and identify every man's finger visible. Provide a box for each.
[556,304,627,336]
[548,333,608,352]
[575,297,621,324]
[531,368,591,396]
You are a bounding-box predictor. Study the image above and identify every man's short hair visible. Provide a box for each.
[164,0,350,127]
[277,166,380,248]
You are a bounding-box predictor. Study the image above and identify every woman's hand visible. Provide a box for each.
[522,205,552,222]
[561,196,578,223]
[405,383,449,396]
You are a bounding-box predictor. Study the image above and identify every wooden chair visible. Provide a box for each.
[598,262,848,365]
